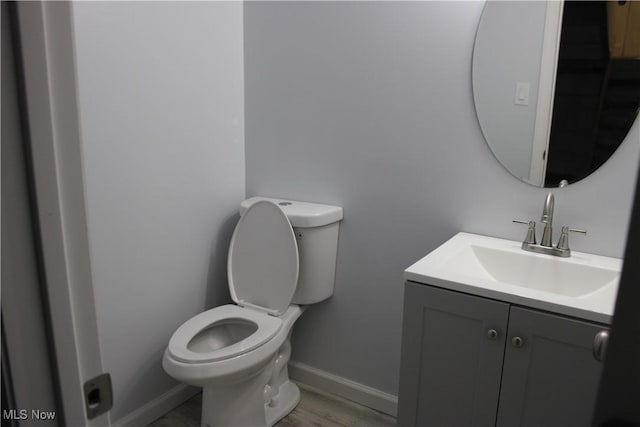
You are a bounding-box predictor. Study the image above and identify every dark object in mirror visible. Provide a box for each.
[546,1,640,187]
[473,1,640,188]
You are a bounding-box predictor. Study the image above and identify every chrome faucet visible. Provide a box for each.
[540,192,554,247]
[513,192,586,257]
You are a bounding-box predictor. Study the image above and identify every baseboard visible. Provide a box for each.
[288,360,398,417]
[111,384,199,427]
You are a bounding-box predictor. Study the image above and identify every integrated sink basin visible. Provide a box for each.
[405,232,622,323]
[442,244,618,297]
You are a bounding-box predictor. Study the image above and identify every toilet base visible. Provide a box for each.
[265,380,300,427]
[199,365,301,427]
[263,333,299,425]
[201,367,271,427]
[199,337,300,427]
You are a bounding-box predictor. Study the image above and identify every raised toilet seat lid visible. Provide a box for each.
[228,200,299,316]
[167,305,282,364]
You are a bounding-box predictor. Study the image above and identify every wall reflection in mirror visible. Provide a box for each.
[473,1,640,188]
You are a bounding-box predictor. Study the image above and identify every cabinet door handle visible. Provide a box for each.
[593,330,609,362]
[487,329,498,340]
[511,336,524,348]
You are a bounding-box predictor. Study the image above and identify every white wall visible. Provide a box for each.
[71,2,244,422]
[244,1,640,397]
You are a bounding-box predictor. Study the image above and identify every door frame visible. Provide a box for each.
[528,0,563,186]
[14,2,109,425]
[2,1,59,422]
[593,153,640,422]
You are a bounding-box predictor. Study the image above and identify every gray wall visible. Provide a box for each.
[71,2,244,422]
[244,1,640,396]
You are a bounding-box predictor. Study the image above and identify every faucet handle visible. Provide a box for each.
[557,226,587,250]
[513,220,537,244]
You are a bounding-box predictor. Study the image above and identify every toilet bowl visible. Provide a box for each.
[164,304,303,426]
[163,197,342,427]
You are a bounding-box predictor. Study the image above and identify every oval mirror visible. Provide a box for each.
[473,0,640,187]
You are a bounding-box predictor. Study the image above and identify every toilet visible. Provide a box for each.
[163,197,343,427]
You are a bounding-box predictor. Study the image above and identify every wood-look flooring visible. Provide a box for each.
[147,382,396,427]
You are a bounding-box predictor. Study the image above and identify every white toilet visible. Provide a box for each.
[163,197,343,427]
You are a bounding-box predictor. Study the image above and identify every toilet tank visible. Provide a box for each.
[239,197,343,304]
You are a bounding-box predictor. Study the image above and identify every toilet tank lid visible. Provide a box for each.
[240,197,343,228]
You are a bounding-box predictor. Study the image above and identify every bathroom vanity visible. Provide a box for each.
[397,233,620,427]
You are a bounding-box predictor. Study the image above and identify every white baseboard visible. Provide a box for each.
[111,384,199,427]
[288,361,398,417]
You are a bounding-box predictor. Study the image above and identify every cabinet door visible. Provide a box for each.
[497,306,608,427]
[398,282,510,427]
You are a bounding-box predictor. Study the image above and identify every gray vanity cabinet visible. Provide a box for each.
[397,282,510,427]
[398,281,608,427]
[496,306,605,427]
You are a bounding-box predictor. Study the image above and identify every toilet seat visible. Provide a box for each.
[167,201,300,366]
[167,305,282,364]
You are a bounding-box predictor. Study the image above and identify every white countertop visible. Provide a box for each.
[404,232,622,324]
